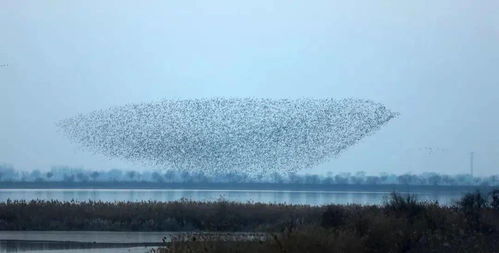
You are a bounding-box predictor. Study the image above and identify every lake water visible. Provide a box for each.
[0,231,264,253]
[0,188,467,206]
[0,231,163,253]
[0,188,471,252]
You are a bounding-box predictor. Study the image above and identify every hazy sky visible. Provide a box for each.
[1,0,498,175]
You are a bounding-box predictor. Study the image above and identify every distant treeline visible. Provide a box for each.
[1,164,497,186]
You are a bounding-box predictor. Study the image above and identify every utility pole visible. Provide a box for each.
[470,152,474,178]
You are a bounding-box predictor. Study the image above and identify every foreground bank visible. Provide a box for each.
[158,191,499,253]
[1,191,498,252]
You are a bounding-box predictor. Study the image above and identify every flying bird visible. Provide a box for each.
[58,98,398,174]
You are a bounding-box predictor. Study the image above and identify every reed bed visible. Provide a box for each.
[1,191,499,252]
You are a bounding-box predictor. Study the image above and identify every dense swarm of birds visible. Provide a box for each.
[58,98,397,174]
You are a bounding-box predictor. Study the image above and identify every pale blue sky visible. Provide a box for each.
[1,0,498,175]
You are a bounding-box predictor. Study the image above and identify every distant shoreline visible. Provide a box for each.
[0,182,492,192]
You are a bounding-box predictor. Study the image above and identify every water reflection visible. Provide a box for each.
[0,231,263,253]
[0,231,167,253]
[0,189,465,205]
[0,240,155,253]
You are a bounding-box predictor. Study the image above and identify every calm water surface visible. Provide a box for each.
[0,231,262,253]
[0,188,466,205]
[0,231,162,253]
[0,189,469,252]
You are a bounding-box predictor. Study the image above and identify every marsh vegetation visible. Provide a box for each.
[154,190,499,253]
[1,190,499,252]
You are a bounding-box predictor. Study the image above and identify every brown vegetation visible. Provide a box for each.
[1,191,499,252]
[153,191,499,253]
[0,198,321,231]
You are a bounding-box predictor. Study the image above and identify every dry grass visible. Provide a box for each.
[1,191,499,252]
[0,199,321,231]
[152,191,499,253]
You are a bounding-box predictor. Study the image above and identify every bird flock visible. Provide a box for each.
[58,98,397,174]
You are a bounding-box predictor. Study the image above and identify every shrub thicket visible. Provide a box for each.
[155,191,499,253]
